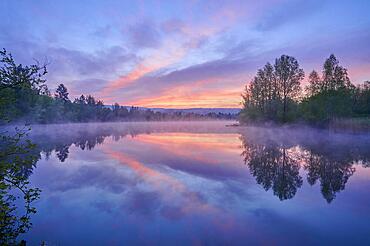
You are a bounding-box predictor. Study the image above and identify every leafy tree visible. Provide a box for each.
[301,55,356,123]
[305,70,322,97]
[0,49,42,243]
[241,55,304,123]
[0,49,47,92]
[274,55,304,122]
[0,49,48,122]
[353,81,370,116]
[322,54,352,91]
[54,83,70,102]
[241,54,369,127]
[0,128,41,244]
[86,95,96,106]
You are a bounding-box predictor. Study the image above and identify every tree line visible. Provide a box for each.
[240,54,370,126]
[0,49,235,125]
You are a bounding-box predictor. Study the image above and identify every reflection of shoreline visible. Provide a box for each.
[241,142,303,200]
[25,122,370,203]
[240,129,369,203]
[29,122,240,162]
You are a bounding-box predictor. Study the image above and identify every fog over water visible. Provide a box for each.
[13,121,370,245]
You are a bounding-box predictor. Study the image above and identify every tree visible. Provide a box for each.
[74,95,86,105]
[86,95,96,106]
[274,55,304,122]
[54,84,69,102]
[0,128,41,244]
[264,62,277,116]
[301,55,357,123]
[241,63,276,122]
[322,54,352,91]
[0,49,48,122]
[353,81,370,116]
[0,48,42,243]
[241,55,304,123]
[305,70,322,97]
[113,103,120,117]
[0,49,47,92]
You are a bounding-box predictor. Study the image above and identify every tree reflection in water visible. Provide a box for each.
[0,128,41,244]
[241,140,302,200]
[31,125,370,203]
[240,130,369,203]
[1,123,368,243]
[0,124,147,243]
[304,150,356,203]
[33,125,141,162]
[17,123,370,217]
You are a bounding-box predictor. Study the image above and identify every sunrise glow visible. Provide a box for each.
[2,1,369,108]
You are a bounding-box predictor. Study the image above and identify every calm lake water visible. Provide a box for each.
[17,121,370,245]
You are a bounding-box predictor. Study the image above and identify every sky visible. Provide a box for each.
[1,0,370,108]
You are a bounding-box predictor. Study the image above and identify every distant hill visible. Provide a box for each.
[106,106,240,115]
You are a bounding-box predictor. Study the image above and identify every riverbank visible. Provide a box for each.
[236,117,370,134]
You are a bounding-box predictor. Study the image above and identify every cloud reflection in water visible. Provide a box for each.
[21,122,370,245]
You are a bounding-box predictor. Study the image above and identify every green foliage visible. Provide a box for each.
[353,81,370,116]
[0,127,41,244]
[300,54,359,124]
[0,49,43,244]
[0,49,48,123]
[241,55,304,123]
[241,54,370,127]
[300,89,354,124]
[54,83,69,102]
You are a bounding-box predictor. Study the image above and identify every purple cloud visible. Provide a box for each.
[128,20,162,48]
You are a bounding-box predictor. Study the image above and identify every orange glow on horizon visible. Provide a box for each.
[97,21,248,108]
[123,80,244,108]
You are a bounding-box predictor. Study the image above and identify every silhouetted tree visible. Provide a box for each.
[0,50,42,243]
[241,55,304,123]
[0,128,41,243]
[241,54,369,127]
[0,48,48,122]
[353,81,370,116]
[274,55,304,122]
[301,55,356,123]
[322,54,352,91]
[305,70,322,97]
[54,83,70,102]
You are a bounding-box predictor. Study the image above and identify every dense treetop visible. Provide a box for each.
[240,54,369,127]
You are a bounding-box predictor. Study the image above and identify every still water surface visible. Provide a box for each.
[20,122,370,245]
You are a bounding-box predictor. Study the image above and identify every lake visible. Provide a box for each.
[14,121,370,245]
